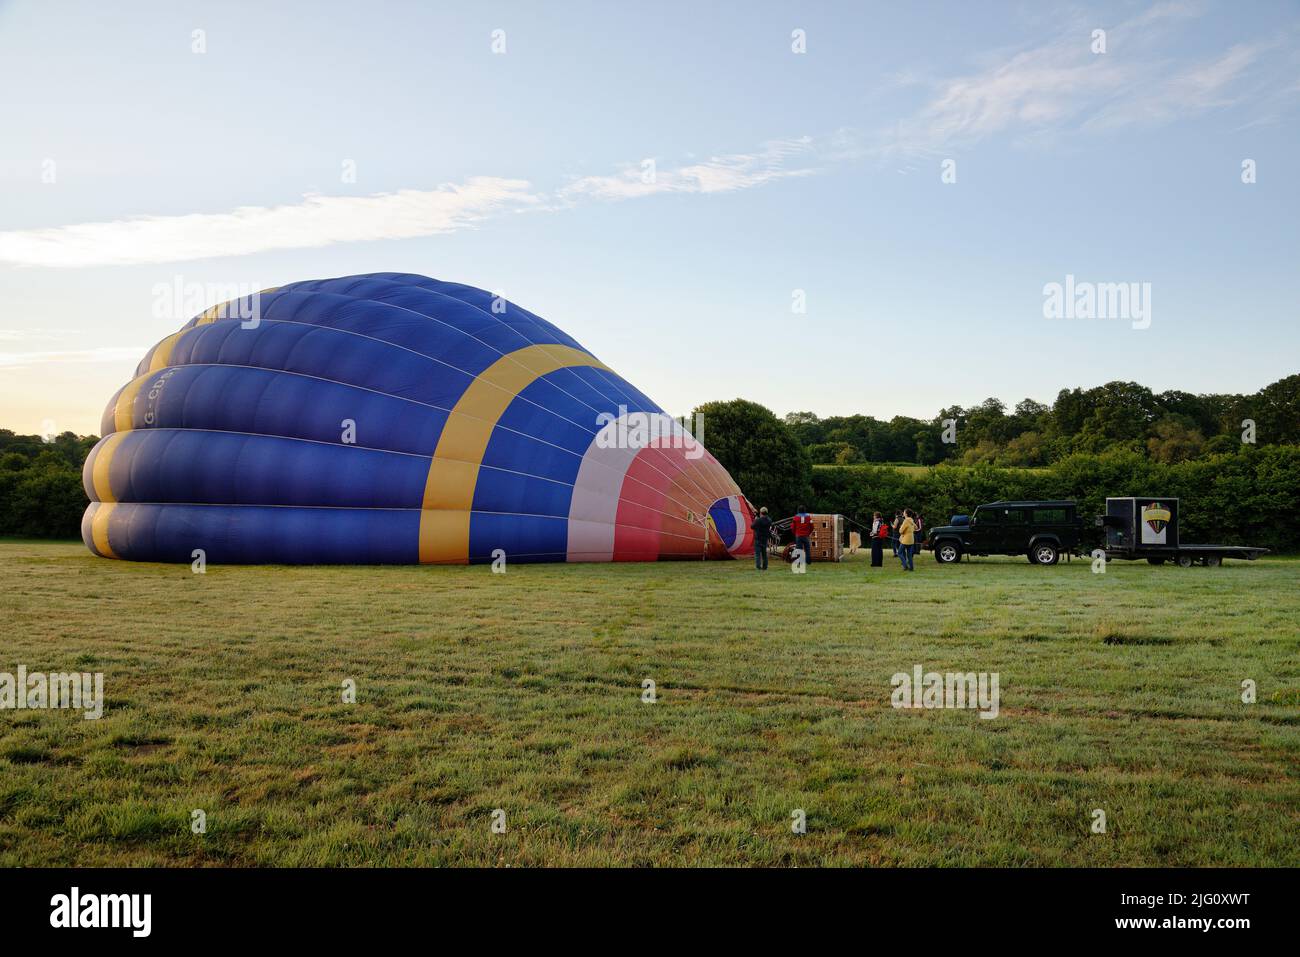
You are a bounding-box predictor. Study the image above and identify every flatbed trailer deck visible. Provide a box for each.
[1105,544,1268,566]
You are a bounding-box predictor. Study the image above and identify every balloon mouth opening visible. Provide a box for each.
[707,494,755,557]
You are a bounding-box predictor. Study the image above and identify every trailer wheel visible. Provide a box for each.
[1176,554,1194,568]
[1205,555,1222,567]
[935,541,962,564]
[1147,557,1166,565]
[1031,543,1059,566]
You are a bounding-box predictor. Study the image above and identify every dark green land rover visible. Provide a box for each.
[925,500,1088,565]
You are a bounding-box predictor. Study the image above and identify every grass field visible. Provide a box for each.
[1,540,1297,867]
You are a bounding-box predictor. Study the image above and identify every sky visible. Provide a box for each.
[1,0,1298,437]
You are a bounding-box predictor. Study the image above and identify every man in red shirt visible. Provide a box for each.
[791,508,813,566]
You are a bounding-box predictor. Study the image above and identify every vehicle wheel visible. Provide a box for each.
[1176,554,1194,568]
[1205,555,1222,567]
[1147,557,1166,565]
[1031,543,1059,566]
[935,541,961,564]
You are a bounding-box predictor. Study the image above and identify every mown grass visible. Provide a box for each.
[0,541,1296,867]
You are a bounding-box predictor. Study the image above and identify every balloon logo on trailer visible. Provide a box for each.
[1141,502,1171,545]
[82,273,754,564]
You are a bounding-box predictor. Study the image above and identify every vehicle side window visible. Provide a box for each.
[974,509,995,525]
[1033,508,1067,524]
[1001,509,1026,524]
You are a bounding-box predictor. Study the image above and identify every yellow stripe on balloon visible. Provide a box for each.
[148,330,185,371]
[418,344,610,564]
[90,503,118,559]
[113,371,151,433]
[114,331,181,427]
[195,302,228,326]
[91,432,127,503]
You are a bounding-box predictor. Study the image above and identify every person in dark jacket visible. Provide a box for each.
[869,511,884,567]
[750,507,773,570]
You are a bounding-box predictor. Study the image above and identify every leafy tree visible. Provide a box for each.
[914,428,944,465]
[999,430,1047,467]
[1077,381,1158,448]
[962,398,1009,446]
[1052,387,1091,437]
[782,411,826,447]
[1013,398,1050,421]
[1251,374,1300,445]
[1203,434,1239,456]
[959,439,1000,466]
[833,443,864,465]
[1147,416,1205,464]
[1155,390,1218,437]
[693,399,812,517]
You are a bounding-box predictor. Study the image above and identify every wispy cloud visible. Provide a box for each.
[0,143,829,268]
[0,346,148,370]
[559,136,820,201]
[878,1,1281,157]
[1082,42,1262,131]
[0,328,82,342]
[0,177,541,268]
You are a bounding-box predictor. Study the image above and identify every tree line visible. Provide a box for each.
[783,374,1300,468]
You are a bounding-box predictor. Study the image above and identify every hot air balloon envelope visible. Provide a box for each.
[82,274,753,564]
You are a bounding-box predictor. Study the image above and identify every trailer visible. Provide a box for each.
[1100,497,1268,567]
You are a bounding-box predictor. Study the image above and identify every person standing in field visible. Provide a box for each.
[891,511,902,557]
[750,507,773,570]
[791,507,813,566]
[870,511,884,567]
[897,509,917,571]
[911,512,924,563]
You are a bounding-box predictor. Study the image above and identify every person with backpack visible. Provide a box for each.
[791,508,813,566]
[750,507,773,570]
